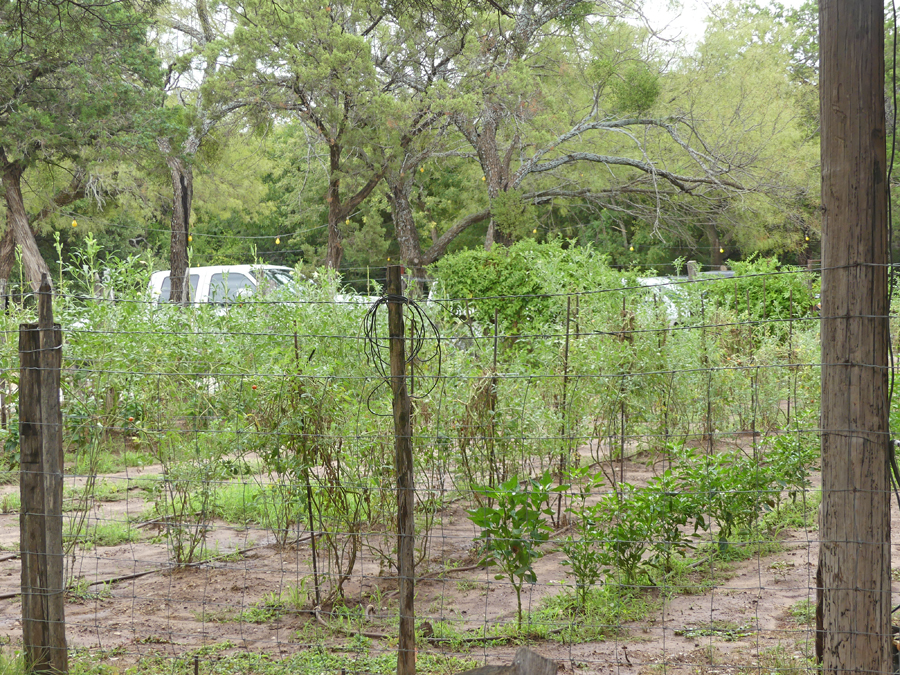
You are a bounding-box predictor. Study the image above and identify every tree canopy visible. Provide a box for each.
[0,0,834,286]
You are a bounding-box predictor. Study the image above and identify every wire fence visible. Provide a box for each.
[0,261,861,675]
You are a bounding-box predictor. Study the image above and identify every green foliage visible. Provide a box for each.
[538,583,653,642]
[560,467,606,611]
[671,444,777,547]
[491,190,538,241]
[611,63,661,113]
[432,239,626,332]
[703,256,819,325]
[468,472,559,628]
[1,237,825,654]
[112,642,477,675]
[764,409,819,507]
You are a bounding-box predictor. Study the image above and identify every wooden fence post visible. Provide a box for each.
[818,1,891,673]
[19,274,67,674]
[387,266,415,675]
[686,260,699,280]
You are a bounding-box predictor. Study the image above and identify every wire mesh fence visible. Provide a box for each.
[0,259,851,675]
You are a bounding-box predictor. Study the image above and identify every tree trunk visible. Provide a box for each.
[326,196,344,270]
[457,111,515,252]
[166,156,193,304]
[1,162,50,290]
[386,177,426,291]
[421,209,491,265]
[706,223,722,267]
[818,3,891,675]
[0,224,15,282]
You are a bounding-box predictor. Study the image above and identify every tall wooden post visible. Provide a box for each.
[20,275,67,673]
[387,266,415,675]
[819,2,890,673]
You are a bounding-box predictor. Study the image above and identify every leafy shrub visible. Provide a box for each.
[702,255,819,324]
[672,445,777,548]
[432,239,628,332]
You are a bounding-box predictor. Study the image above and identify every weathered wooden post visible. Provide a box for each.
[685,260,699,280]
[818,1,890,672]
[387,265,415,675]
[19,274,67,673]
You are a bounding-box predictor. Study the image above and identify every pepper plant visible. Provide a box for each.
[467,471,561,629]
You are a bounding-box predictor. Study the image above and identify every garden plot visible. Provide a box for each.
[0,249,835,673]
[0,445,843,675]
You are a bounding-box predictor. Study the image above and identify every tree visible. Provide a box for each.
[664,1,819,261]
[155,0,249,302]
[380,4,772,266]
[0,0,163,288]
[230,0,403,270]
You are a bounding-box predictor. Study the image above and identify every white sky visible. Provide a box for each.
[645,0,809,44]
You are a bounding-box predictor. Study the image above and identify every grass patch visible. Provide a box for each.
[762,490,821,531]
[655,554,734,597]
[64,479,131,505]
[105,641,477,675]
[67,578,113,603]
[210,482,267,525]
[66,520,140,548]
[694,534,783,565]
[788,599,816,626]
[744,642,816,675]
[537,583,655,643]
[65,445,156,476]
[0,649,25,675]
[197,587,308,625]
[0,493,19,514]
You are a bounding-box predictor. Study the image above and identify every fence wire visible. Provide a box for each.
[0,264,880,675]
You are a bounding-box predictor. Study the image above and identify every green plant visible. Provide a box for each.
[67,577,112,602]
[674,620,753,641]
[66,520,139,549]
[467,471,559,629]
[593,486,651,585]
[539,583,654,643]
[703,255,819,326]
[0,493,19,514]
[765,411,820,508]
[560,468,607,611]
[673,445,776,548]
[638,469,701,574]
[789,599,816,625]
[153,437,218,566]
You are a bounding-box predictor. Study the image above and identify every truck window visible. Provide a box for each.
[159,274,199,302]
[209,272,254,303]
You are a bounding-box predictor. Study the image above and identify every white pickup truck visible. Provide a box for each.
[148,264,380,308]
[148,265,295,304]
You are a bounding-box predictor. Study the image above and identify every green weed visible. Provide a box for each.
[66,520,139,548]
[538,583,655,643]
[789,599,816,626]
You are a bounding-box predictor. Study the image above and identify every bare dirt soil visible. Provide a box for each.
[0,453,889,674]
